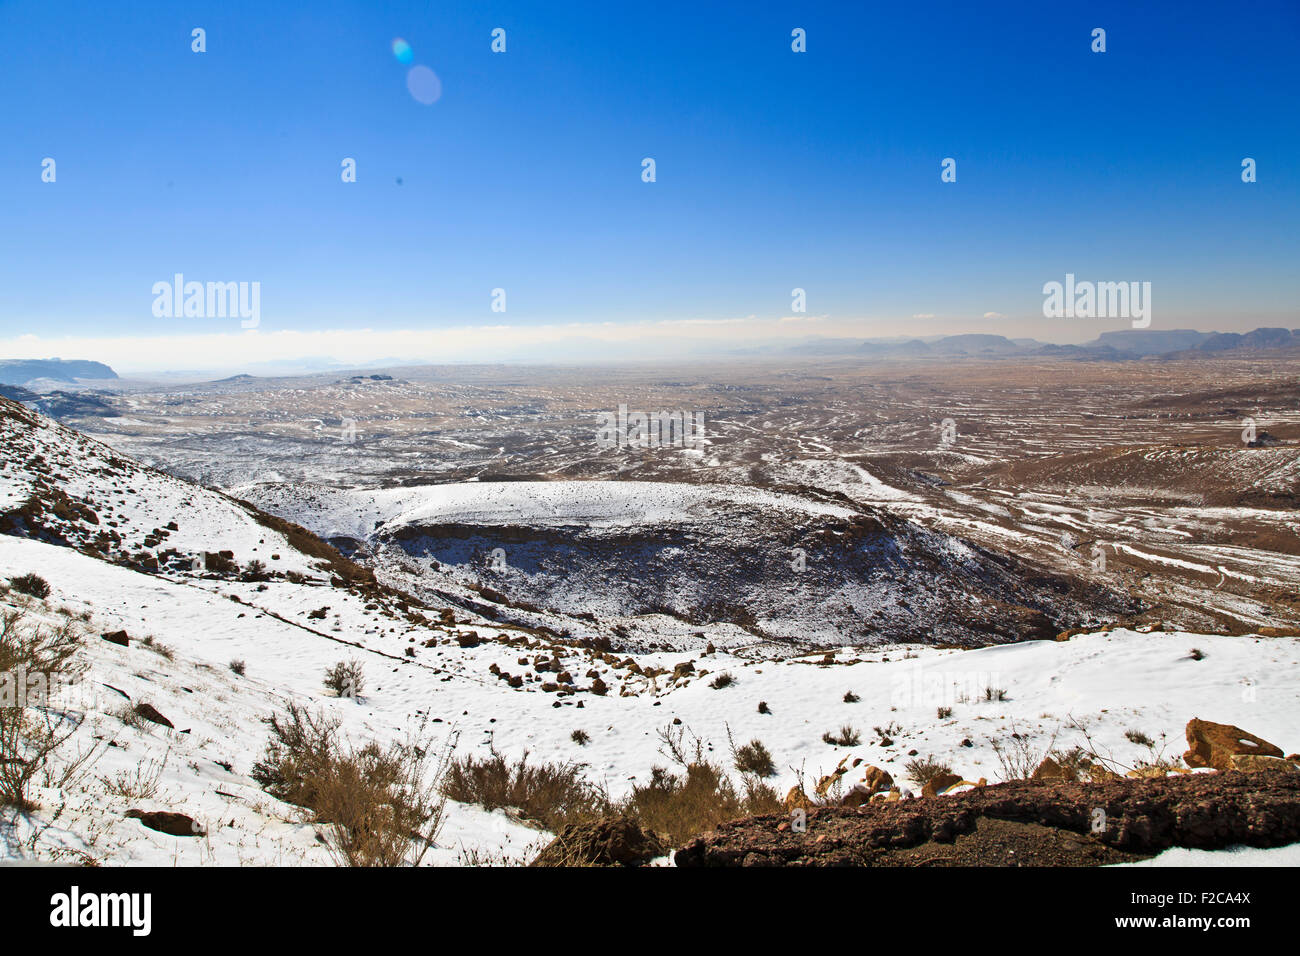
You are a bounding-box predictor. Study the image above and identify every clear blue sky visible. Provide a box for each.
[1,0,1297,367]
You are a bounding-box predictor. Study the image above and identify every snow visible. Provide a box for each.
[1115,843,1300,867]
[3,532,1298,865]
[233,479,860,541]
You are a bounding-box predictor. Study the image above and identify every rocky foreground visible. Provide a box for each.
[673,771,1300,866]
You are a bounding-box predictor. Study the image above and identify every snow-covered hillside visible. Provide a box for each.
[3,396,1298,866]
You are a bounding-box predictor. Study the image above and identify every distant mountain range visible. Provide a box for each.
[0,358,118,386]
[780,327,1300,360]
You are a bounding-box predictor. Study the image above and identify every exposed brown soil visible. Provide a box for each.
[674,772,1300,866]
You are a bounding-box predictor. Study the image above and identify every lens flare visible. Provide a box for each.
[406,65,442,105]
[391,38,413,64]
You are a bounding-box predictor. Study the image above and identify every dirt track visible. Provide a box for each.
[674,772,1300,866]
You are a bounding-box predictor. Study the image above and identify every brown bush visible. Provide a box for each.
[8,574,50,600]
[323,659,365,698]
[622,761,781,848]
[440,750,610,832]
[0,610,94,810]
[250,702,450,866]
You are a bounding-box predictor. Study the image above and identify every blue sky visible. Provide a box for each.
[1,0,1297,370]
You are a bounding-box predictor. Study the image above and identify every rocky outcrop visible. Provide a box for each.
[675,772,1300,866]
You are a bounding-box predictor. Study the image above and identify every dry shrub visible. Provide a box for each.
[312,737,451,867]
[442,722,783,851]
[991,721,1059,781]
[625,722,780,847]
[323,659,365,698]
[822,725,861,747]
[0,610,95,811]
[726,725,776,777]
[251,701,450,866]
[440,749,610,833]
[623,761,780,848]
[8,574,50,600]
[1064,717,1177,780]
[100,749,169,800]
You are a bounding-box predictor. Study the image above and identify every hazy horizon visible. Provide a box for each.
[3,0,1298,374]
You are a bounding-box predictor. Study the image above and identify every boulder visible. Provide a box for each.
[1183,719,1282,771]
[1032,756,1075,782]
[861,765,894,794]
[671,661,695,681]
[841,785,872,808]
[530,816,664,867]
[921,772,963,798]
[101,630,130,647]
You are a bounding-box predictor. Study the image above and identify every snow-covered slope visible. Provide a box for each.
[3,531,1299,864]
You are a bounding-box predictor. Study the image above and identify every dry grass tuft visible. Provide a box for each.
[251,701,451,866]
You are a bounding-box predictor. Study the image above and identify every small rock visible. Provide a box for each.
[133,703,174,728]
